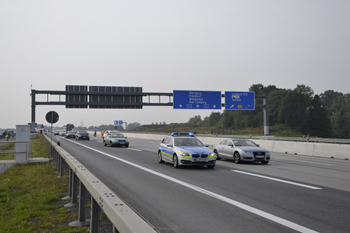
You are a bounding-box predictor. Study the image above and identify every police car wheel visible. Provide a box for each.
[214,150,220,160]
[173,155,179,168]
[158,151,164,163]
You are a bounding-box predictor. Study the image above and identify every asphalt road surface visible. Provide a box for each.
[57,135,350,233]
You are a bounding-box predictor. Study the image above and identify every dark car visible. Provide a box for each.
[75,131,90,140]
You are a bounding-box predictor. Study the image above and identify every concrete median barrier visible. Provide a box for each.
[123,133,350,160]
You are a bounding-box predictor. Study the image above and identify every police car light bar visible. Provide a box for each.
[171,132,194,137]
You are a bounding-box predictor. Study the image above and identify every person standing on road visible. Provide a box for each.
[101,129,105,138]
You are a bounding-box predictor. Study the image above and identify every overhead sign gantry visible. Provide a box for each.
[31,86,269,135]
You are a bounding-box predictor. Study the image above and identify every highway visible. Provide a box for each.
[57,135,350,233]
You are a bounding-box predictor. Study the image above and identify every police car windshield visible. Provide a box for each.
[175,138,204,147]
[111,134,124,138]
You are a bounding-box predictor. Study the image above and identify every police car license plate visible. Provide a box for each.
[255,155,264,158]
[195,158,206,162]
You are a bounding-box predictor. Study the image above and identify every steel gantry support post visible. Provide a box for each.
[262,96,270,136]
[256,95,270,136]
[31,89,36,133]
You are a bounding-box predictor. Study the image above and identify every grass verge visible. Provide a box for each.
[0,142,15,160]
[0,134,89,233]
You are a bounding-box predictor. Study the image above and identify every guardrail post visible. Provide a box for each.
[53,149,59,174]
[57,155,65,178]
[90,197,100,232]
[64,172,78,207]
[54,148,58,164]
[69,181,90,227]
[57,153,61,173]
[62,168,73,200]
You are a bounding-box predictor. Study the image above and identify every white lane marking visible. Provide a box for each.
[273,157,332,166]
[128,148,142,152]
[65,139,319,233]
[232,170,322,190]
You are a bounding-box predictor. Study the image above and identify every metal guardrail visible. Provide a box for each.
[43,134,157,233]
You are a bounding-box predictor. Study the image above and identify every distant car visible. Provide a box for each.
[58,131,66,136]
[213,138,270,164]
[104,133,129,147]
[103,130,120,142]
[75,131,90,140]
[65,131,77,138]
[158,132,217,169]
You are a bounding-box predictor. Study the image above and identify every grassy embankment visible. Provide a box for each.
[0,134,90,233]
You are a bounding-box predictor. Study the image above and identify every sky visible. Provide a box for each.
[1,0,349,129]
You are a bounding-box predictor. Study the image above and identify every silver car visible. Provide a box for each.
[103,130,120,143]
[104,133,129,147]
[213,138,270,164]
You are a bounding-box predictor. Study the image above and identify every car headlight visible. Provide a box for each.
[266,152,270,156]
[178,152,190,157]
[210,152,216,158]
[242,151,252,154]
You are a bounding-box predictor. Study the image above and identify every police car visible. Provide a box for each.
[158,132,216,169]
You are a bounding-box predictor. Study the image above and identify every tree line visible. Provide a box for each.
[188,84,350,138]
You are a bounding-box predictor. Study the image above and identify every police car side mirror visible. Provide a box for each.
[204,144,209,147]
[228,143,233,147]
[167,144,173,147]
[256,144,260,147]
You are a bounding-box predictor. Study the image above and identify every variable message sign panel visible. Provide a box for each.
[225,91,255,110]
[173,90,221,109]
[89,86,142,109]
[66,85,88,108]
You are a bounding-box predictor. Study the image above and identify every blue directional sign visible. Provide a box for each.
[173,90,221,109]
[225,91,255,110]
[114,120,124,125]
